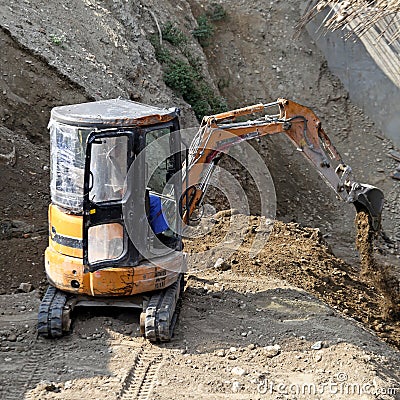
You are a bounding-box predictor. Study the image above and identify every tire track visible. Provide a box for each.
[1,343,47,400]
[117,349,163,400]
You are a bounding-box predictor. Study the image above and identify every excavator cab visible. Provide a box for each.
[40,99,185,341]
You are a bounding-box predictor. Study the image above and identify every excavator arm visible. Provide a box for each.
[182,98,384,230]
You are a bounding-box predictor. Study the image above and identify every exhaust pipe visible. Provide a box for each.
[348,183,384,231]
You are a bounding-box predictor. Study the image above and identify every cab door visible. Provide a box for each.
[82,129,143,271]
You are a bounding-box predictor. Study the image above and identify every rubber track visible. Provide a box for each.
[117,350,163,400]
[37,286,68,338]
[144,275,183,342]
[157,279,180,341]
[144,290,165,342]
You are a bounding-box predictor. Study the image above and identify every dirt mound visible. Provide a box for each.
[185,213,400,349]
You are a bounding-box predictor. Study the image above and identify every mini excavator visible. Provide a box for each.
[38,98,384,341]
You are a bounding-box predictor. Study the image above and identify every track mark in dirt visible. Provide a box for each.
[118,349,163,400]
[3,343,47,400]
[356,210,400,319]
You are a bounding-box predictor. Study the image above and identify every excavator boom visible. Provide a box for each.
[183,98,384,230]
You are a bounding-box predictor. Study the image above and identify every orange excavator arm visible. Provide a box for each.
[182,98,384,230]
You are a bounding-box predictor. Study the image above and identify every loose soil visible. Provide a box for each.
[1,215,400,399]
[355,210,400,320]
[184,212,400,350]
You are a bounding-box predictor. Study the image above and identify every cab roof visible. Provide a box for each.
[50,98,180,128]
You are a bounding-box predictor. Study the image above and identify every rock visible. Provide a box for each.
[311,341,323,350]
[231,381,242,393]
[264,344,281,357]
[18,283,33,293]
[36,381,60,393]
[7,334,17,342]
[214,209,238,219]
[64,380,72,389]
[231,366,246,376]
[0,136,16,166]
[214,257,231,271]
[45,382,60,393]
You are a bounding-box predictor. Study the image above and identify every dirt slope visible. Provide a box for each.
[189,0,400,265]
[0,126,48,294]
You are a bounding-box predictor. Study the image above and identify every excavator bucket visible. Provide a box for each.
[349,184,384,231]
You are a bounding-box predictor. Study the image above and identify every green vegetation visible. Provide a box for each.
[150,35,172,64]
[164,59,200,95]
[164,59,227,119]
[192,15,214,47]
[192,3,227,47]
[206,3,227,21]
[162,22,187,47]
[150,16,228,121]
[49,33,65,46]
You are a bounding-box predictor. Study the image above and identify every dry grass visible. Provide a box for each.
[298,0,400,44]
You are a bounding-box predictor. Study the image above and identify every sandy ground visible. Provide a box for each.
[0,275,399,399]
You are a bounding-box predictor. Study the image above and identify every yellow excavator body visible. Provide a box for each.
[46,204,180,296]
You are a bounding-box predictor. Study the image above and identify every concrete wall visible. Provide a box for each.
[306,13,400,148]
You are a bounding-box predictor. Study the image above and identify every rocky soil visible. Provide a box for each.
[1,258,400,399]
[0,0,399,399]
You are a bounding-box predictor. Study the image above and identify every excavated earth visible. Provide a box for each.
[0,0,399,399]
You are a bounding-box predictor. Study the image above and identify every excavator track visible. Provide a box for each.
[37,285,69,338]
[142,274,184,342]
